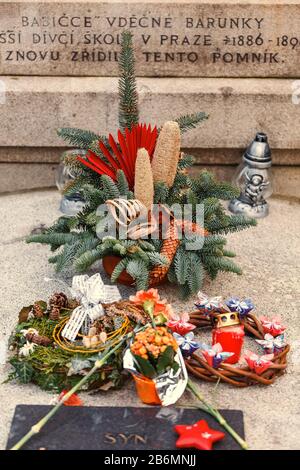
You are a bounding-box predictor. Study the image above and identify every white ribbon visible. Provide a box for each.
[62,273,121,341]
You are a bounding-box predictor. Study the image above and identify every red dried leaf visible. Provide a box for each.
[59,390,83,407]
[78,124,158,189]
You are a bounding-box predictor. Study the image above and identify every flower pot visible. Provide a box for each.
[131,373,161,405]
[102,255,135,286]
[102,254,167,287]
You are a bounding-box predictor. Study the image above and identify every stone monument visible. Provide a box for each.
[0,0,299,196]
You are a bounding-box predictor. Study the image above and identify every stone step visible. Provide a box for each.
[1,147,300,166]
[0,0,299,77]
[1,161,299,199]
[0,76,299,150]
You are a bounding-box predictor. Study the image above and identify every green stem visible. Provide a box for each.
[187,379,249,450]
[10,339,126,450]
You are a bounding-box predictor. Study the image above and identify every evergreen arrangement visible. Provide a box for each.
[27,31,256,298]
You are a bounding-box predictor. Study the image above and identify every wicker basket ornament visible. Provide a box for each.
[185,310,289,387]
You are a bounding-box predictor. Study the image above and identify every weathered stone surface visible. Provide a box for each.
[0,163,57,192]
[0,147,64,163]
[0,0,299,77]
[1,147,300,166]
[0,76,299,150]
[1,161,299,198]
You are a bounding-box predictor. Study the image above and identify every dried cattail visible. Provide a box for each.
[151,121,181,187]
[134,148,154,210]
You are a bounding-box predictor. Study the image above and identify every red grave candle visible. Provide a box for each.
[212,312,245,364]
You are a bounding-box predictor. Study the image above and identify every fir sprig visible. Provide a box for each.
[118,31,139,131]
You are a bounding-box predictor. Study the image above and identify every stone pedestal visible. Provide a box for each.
[0,0,299,195]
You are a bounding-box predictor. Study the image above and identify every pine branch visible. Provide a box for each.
[116,170,130,196]
[55,241,81,272]
[27,232,77,247]
[174,112,208,134]
[101,175,120,199]
[222,249,236,258]
[47,217,75,234]
[207,214,256,234]
[79,184,105,210]
[186,253,204,295]
[174,248,189,285]
[73,247,103,272]
[126,259,149,290]
[147,252,168,266]
[154,182,169,204]
[178,154,195,170]
[61,151,85,176]
[111,258,129,283]
[118,31,139,131]
[57,128,102,149]
[203,255,242,275]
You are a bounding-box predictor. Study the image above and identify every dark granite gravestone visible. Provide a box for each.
[6,405,244,450]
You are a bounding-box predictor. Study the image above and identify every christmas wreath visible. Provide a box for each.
[185,294,289,387]
[27,31,256,298]
[8,292,132,392]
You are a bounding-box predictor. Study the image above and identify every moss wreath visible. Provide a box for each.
[185,310,289,387]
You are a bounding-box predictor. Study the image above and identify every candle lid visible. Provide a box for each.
[243,132,272,168]
[213,311,241,328]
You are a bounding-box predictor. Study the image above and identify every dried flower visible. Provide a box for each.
[19,341,36,357]
[20,327,39,338]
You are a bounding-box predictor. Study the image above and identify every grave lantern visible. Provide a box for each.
[55,149,86,216]
[228,132,273,218]
[212,311,245,364]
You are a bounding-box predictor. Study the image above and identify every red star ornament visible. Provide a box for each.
[174,419,225,451]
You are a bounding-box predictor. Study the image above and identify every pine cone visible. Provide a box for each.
[26,332,52,346]
[49,307,60,321]
[32,303,44,319]
[149,219,180,286]
[49,292,68,309]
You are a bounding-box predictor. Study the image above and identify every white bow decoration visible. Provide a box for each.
[61,273,121,341]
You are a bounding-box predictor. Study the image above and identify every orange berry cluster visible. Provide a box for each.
[131,326,178,360]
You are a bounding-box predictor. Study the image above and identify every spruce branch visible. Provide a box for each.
[101,175,120,199]
[174,112,208,134]
[118,31,139,131]
[57,128,103,149]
